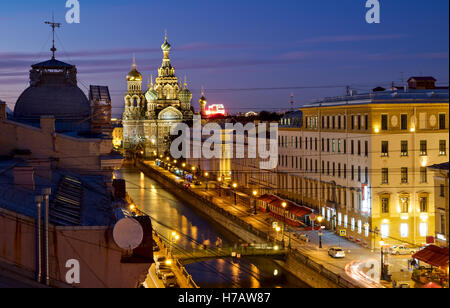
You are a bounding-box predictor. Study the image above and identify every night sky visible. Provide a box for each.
[0,0,448,116]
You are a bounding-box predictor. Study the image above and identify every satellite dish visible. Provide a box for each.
[113,217,144,250]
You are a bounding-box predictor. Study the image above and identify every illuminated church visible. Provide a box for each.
[122,34,207,157]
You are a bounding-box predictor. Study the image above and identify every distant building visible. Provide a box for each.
[428,162,449,247]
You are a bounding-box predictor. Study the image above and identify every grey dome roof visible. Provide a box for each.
[14,85,90,121]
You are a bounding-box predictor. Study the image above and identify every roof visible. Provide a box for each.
[428,162,449,171]
[412,245,449,268]
[89,85,111,101]
[31,58,74,69]
[408,76,437,82]
[301,88,449,109]
[0,160,115,227]
[259,194,313,218]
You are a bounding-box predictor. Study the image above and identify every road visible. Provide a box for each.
[147,161,417,288]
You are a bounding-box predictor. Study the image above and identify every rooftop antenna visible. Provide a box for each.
[45,13,61,60]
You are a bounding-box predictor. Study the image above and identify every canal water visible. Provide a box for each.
[117,167,308,288]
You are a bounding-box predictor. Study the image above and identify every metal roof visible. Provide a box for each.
[31,58,74,69]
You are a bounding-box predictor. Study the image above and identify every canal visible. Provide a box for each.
[117,167,308,288]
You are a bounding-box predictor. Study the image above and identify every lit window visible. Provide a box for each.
[344,215,348,228]
[400,197,409,213]
[365,224,370,237]
[381,224,389,238]
[358,220,362,234]
[440,140,447,156]
[400,223,409,238]
[338,213,342,226]
[420,223,428,237]
[351,218,355,231]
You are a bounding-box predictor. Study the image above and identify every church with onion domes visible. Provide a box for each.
[122,33,206,157]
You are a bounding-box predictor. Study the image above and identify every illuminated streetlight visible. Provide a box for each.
[232,183,238,205]
[129,204,136,211]
[317,216,324,248]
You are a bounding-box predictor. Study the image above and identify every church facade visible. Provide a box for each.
[123,34,206,158]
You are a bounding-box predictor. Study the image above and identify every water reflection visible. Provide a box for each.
[118,167,307,288]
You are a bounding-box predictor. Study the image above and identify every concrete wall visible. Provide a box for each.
[0,207,149,288]
[0,117,113,173]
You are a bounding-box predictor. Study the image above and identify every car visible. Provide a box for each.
[389,245,416,256]
[156,264,172,279]
[328,247,346,258]
[162,272,179,288]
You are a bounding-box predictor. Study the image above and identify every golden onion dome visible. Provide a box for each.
[126,68,142,81]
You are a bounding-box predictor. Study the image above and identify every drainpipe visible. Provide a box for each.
[42,188,51,286]
[35,195,43,283]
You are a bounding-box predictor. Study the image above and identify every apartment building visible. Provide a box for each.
[237,78,449,249]
[428,162,449,248]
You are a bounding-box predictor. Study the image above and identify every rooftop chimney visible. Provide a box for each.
[14,166,35,191]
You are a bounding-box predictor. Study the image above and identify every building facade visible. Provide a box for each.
[122,34,196,158]
[428,162,449,247]
[232,78,449,249]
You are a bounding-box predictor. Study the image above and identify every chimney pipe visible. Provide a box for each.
[35,196,43,283]
[42,188,51,286]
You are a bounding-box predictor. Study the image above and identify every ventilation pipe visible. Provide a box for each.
[42,188,51,286]
[35,195,43,283]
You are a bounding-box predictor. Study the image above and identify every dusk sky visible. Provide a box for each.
[1,0,448,116]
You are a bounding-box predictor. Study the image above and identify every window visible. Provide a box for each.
[344,215,348,228]
[351,115,355,130]
[420,140,427,156]
[338,163,341,178]
[338,116,341,129]
[299,137,302,149]
[333,162,336,177]
[381,114,388,131]
[401,141,408,157]
[315,138,318,151]
[344,164,347,179]
[332,116,335,129]
[400,223,409,238]
[358,115,361,130]
[338,139,342,153]
[381,197,389,214]
[439,113,446,130]
[358,220,362,234]
[358,166,361,182]
[401,168,408,184]
[365,167,368,184]
[344,116,347,130]
[381,224,389,239]
[351,165,355,180]
[420,223,428,237]
[332,139,336,153]
[365,224,370,237]
[440,184,445,197]
[401,114,408,130]
[420,197,428,212]
[381,141,389,157]
[338,213,342,226]
[382,168,389,184]
[322,160,324,174]
[440,140,447,156]
[327,139,330,152]
[420,167,427,183]
[365,114,369,130]
[351,140,355,155]
[351,218,355,231]
[327,161,330,175]
[365,141,368,157]
[321,138,324,151]
[358,141,361,156]
[400,197,409,213]
[344,140,347,154]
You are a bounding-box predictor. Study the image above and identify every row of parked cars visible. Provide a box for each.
[154,255,179,288]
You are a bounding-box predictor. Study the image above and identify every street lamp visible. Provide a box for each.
[170,231,180,255]
[217,177,223,197]
[317,216,324,249]
[232,183,238,205]
[281,202,290,248]
[252,190,258,215]
[204,172,209,191]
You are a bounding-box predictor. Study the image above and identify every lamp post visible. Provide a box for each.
[217,177,223,197]
[204,172,209,191]
[317,216,324,249]
[232,183,238,205]
[252,190,258,215]
[170,231,180,256]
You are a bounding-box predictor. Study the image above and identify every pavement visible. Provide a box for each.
[145,161,418,288]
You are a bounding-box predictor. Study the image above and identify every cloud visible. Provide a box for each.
[299,34,408,44]
[366,52,449,61]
